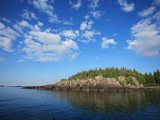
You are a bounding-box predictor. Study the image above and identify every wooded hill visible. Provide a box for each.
[61,67,160,86]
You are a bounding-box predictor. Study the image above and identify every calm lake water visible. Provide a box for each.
[0,87,160,120]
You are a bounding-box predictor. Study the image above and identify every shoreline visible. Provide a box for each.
[23,76,160,92]
[23,85,160,92]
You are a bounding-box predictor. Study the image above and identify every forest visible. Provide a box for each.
[61,67,160,87]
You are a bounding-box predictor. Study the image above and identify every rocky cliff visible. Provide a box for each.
[24,75,150,91]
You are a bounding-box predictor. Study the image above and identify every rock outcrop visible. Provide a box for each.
[23,75,154,91]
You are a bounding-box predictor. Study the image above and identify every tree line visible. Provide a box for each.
[61,67,160,86]
[144,69,160,85]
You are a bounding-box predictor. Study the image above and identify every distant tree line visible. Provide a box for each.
[144,69,160,84]
[61,67,160,86]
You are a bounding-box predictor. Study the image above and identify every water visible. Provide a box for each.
[0,87,160,120]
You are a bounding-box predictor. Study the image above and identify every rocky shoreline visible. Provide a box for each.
[23,76,160,91]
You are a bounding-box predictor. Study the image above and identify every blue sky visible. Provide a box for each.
[0,0,160,86]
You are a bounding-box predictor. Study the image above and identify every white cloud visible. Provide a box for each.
[1,18,11,23]
[138,6,155,17]
[62,20,74,25]
[48,14,60,23]
[88,0,99,10]
[13,24,23,34]
[87,0,102,19]
[34,25,40,31]
[22,29,79,62]
[0,22,5,29]
[0,23,19,40]
[28,0,60,23]
[80,20,94,31]
[127,16,160,58]
[70,0,82,10]
[84,15,90,19]
[13,20,34,33]
[102,37,117,48]
[0,22,19,52]
[29,31,61,44]
[60,30,79,39]
[90,10,102,19]
[80,21,87,31]
[118,0,135,12]
[75,30,79,36]
[153,0,160,6]
[113,33,118,36]
[29,0,53,16]
[82,30,101,43]
[82,30,94,39]
[19,20,34,29]
[0,36,13,52]
[21,9,37,20]
[38,21,43,27]
[153,11,160,24]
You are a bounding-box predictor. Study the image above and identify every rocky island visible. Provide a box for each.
[24,67,160,91]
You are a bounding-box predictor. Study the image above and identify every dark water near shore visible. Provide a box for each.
[0,87,160,120]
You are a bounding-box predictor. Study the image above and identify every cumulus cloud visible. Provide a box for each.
[0,22,19,52]
[79,19,100,43]
[69,0,82,10]
[138,6,155,17]
[117,0,135,12]
[90,10,102,19]
[38,21,43,27]
[0,22,5,29]
[12,20,79,62]
[88,0,99,10]
[29,31,61,44]
[102,37,117,48]
[22,29,79,62]
[153,11,160,25]
[84,15,90,19]
[21,9,37,20]
[80,20,94,31]
[60,30,79,39]
[62,20,74,25]
[0,36,13,52]
[29,0,53,16]
[19,20,34,29]
[1,18,11,23]
[13,20,34,33]
[87,0,102,19]
[28,0,60,23]
[82,30,101,43]
[127,14,160,58]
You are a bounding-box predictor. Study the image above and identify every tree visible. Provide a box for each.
[156,69,160,84]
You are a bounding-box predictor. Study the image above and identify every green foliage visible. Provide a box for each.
[61,79,66,82]
[143,84,160,87]
[63,67,142,81]
[126,77,136,86]
[153,69,160,84]
[61,67,160,86]
[143,69,160,85]
[118,80,124,86]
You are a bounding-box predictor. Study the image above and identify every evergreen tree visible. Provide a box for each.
[61,67,160,86]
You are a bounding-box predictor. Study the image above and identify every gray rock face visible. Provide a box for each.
[23,76,146,91]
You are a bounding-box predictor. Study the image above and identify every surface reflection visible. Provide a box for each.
[53,91,160,115]
[0,87,160,120]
